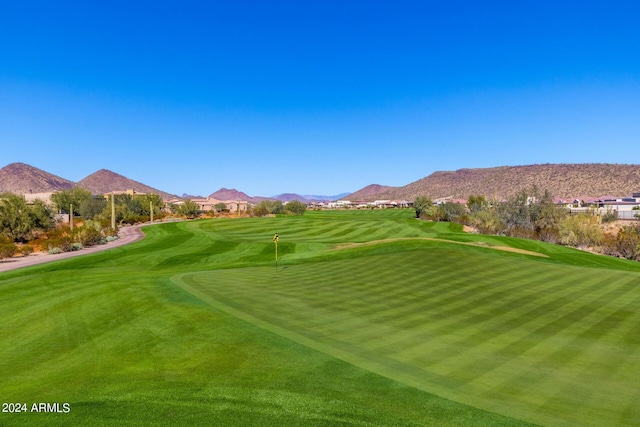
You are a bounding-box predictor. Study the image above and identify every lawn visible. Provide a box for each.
[1,209,639,426]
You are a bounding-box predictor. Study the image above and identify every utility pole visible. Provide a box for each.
[70,203,73,231]
[111,194,116,230]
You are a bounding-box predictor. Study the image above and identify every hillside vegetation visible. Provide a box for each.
[367,163,640,200]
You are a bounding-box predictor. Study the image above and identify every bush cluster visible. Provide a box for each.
[0,236,17,260]
[417,188,640,262]
[44,222,113,253]
[251,200,307,217]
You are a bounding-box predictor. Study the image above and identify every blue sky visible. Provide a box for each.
[1,1,639,197]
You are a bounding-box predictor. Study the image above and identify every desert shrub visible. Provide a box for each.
[48,247,62,255]
[414,196,435,219]
[596,233,619,257]
[46,226,74,252]
[601,210,617,223]
[507,226,537,240]
[0,239,17,260]
[616,224,640,261]
[0,193,53,242]
[252,200,284,217]
[434,202,466,222]
[73,224,103,247]
[559,214,603,248]
[105,225,119,237]
[285,200,307,216]
[468,210,503,235]
[19,245,34,256]
[72,242,84,251]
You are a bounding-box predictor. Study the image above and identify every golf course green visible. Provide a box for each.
[1,209,639,426]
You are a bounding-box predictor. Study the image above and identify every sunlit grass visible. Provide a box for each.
[1,209,638,425]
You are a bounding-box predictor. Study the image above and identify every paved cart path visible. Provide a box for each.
[0,224,147,273]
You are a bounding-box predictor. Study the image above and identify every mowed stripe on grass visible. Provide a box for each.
[2,209,638,425]
[176,244,640,426]
[2,211,537,426]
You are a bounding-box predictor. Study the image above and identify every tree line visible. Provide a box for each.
[251,200,307,217]
[0,189,166,259]
[414,188,640,262]
[0,189,309,260]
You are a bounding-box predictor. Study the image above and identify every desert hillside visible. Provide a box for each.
[347,184,396,200]
[0,162,75,194]
[77,169,175,200]
[371,164,640,201]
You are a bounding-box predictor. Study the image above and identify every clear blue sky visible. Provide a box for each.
[1,1,639,197]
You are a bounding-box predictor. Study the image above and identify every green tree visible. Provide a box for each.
[177,200,199,218]
[140,194,164,218]
[435,202,466,222]
[79,197,107,220]
[252,200,284,217]
[28,199,54,232]
[51,187,93,214]
[285,200,307,215]
[214,202,227,212]
[413,196,433,219]
[0,193,30,241]
[272,200,284,215]
[534,192,567,243]
[99,194,164,224]
[467,195,488,213]
[253,201,271,217]
[0,193,52,242]
[497,190,533,237]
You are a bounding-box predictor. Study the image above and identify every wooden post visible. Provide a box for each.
[111,194,116,230]
[70,203,73,231]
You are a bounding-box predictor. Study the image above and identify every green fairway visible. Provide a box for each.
[1,210,639,426]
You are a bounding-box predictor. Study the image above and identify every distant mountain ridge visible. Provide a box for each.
[208,188,252,201]
[77,169,175,200]
[0,163,176,199]
[0,162,75,194]
[346,184,397,200]
[271,192,351,202]
[4,162,639,203]
[368,163,640,201]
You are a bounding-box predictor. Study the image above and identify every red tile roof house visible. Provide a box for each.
[169,197,249,214]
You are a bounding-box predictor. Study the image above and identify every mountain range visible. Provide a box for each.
[372,164,640,201]
[0,163,175,199]
[0,162,75,193]
[1,162,640,202]
[78,169,175,200]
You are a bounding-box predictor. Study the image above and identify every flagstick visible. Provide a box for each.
[273,233,279,272]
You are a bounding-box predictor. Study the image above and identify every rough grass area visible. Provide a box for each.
[1,209,639,426]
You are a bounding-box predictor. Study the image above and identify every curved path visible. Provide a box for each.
[0,223,147,273]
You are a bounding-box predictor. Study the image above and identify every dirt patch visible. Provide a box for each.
[463,225,476,233]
